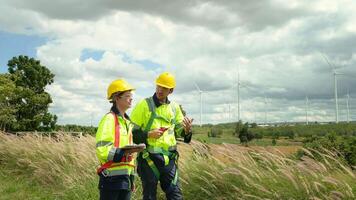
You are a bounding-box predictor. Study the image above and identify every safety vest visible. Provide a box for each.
[96,112,135,176]
[131,97,184,153]
[131,97,184,180]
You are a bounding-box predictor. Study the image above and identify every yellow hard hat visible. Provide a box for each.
[107,79,135,100]
[155,72,176,89]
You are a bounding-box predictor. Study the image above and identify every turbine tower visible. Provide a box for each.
[346,91,350,123]
[234,67,253,123]
[334,70,339,123]
[194,82,203,127]
[322,54,344,123]
[237,70,241,122]
[305,96,309,125]
[228,103,231,123]
[235,68,247,122]
[264,96,267,125]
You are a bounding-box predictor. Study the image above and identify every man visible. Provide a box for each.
[131,72,193,200]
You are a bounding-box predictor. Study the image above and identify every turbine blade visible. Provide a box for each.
[321,53,335,71]
[194,82,202,92]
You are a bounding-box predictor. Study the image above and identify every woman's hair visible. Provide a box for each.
[110,91,126,104]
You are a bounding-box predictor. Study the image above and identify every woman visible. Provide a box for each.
[96,79,143,200]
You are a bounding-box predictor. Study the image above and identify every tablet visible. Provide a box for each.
[121,143,146,150]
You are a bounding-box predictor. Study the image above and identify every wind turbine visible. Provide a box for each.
[90,112,94,127]
[305,96,309,125]
[194,82,203,127]
[237,69,241,122]
[264,96,268,125]
[229,103,232,123]
[346,90,350,123]
[234,67,249,122]
[322,54,344,123]
[224,102,232,123]
[262,96,273,125]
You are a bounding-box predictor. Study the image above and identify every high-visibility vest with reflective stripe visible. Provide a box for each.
[96,112,135,176]
[130,97,184,152]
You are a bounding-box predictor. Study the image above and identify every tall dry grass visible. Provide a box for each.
[0,131,355,200]
[0,132,97,189]
[178,141,356,200]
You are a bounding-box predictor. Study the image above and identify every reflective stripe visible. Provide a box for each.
[128,122,133,144]
[96,141,113,148]
[146,145,177,155]
[114,113,120,147]
[102,168,132,177]
[107,147,117,161]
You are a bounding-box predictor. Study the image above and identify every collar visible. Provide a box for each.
[110,105,130,119]
[153,93,170,107]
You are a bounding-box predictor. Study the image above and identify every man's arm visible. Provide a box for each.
[130,99,148,144]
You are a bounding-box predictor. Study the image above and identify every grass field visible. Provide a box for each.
[0,131,355,199]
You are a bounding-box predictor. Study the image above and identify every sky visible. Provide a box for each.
[0,0,356,126]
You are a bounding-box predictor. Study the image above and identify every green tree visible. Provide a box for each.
[8,55,54,93]
[238,122,255,145]
[7,55,57,131]
[0,74,17,131]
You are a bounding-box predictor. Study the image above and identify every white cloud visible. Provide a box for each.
[1,0,356,125]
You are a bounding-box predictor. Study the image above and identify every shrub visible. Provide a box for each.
[208,127,223,138]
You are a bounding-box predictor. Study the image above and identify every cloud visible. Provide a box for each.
[1,0,356,125]
[4,0,314,32]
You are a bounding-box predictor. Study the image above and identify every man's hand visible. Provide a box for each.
[183,116,193,134]
[148,129,164,139]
